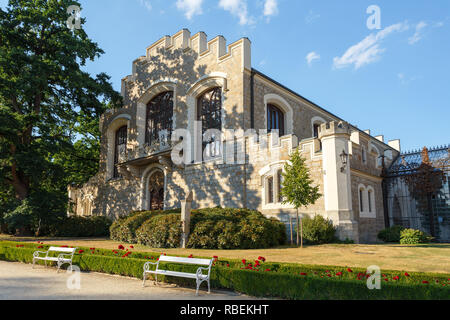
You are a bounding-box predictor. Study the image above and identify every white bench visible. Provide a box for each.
[143,255,214,295]
[32,246,77,272]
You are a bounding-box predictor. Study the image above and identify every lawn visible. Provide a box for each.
[1,234,449,274]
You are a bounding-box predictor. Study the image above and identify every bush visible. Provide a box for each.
[301,215,337,244]
[136,214,181,248]
[400,229,433,244]
[121,208,286,249]
[378,225,405,243]
[51,216,112,237]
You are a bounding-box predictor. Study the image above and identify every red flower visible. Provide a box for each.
[226,264,230,267]
[347,268,353,273]
[130,245,134,249]
[257,256,266,262]
[300,272,307,276]
[118,245,125,250]
[393,276,400,281]
[327,274,332,277]
[37,245,43,248]
[404,272,410,277]
[61,245,68,248]
[336,272,343,276]
[242,259,246,265]
[78,250,84,254]
[384,279,389,282]
[188,254,193,258]
[265,269,271,272]
[422,281,429,284]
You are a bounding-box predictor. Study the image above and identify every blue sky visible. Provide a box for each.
[1,0,449,152]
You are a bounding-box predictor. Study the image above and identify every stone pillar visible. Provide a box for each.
[319,121,359,243]
[180,191,193,248]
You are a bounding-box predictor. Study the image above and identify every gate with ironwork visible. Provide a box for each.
[383,146,450,242]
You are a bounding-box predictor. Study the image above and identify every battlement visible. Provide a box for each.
[122,29,251,88]
[318,121,351,139]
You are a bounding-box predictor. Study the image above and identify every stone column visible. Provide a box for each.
[319,121,359,243]
[180,191,193,248]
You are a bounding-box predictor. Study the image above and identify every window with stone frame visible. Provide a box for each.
[113,125,127,178]
[197,87,222,160]
[267,104,285,136]
[359,187,365,212]
[267,176,274,204]
[146,91,174,146]
[277,169,283,203]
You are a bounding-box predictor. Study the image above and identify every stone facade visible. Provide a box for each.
[68,29,401,243]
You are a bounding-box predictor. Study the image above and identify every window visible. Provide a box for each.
[277,169,283,203]
[197,87,222,160]
[368,190,372,213]
[267,104,285,136]
[267,176,274,204]
[146,91,174,146]
[359,188,364,212]
[362,147,367,164]
[313,123,321,138]
[113,125,128,178]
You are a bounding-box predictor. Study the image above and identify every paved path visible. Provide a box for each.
[0,261,256,300]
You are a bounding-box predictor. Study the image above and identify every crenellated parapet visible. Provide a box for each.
[121,28,251,94]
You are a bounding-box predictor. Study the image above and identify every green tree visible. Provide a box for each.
[0,0,121,234]
[280,148,321,247]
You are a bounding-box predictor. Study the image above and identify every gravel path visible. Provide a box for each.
[0,261,256,300]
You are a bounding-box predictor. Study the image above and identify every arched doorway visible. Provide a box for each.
[148,170,165,210]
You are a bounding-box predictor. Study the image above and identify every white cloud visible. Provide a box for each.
[176,0,203,20]
[219,0,255,25]
[138,0,152,12]
[305,10,320,24]
[263,0,278,17]
[306,51,320,66]
[398,72,420,85]
[333,22,409,70]
[408,21,427,45]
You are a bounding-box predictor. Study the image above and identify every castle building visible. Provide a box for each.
[68,29,402,243]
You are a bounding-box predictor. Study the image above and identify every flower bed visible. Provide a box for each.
[1,241,449,300]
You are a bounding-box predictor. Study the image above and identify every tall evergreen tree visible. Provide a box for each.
[0,0,121,234]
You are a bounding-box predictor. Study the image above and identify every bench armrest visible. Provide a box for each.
[196,266,211,279]
[33,251,48,258]
[143,261,159,272]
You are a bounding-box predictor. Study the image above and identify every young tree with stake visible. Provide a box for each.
[280,148,321,247]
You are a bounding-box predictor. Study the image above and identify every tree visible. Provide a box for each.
[280,148,321,247]
[0,0,121,234]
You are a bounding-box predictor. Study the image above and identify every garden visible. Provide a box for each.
[1,240,449,300]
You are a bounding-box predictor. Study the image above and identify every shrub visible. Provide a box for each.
[51,216,112,237]
[110,210,180,243]
[301,215,337,244]
[400,229,433,244]
[123,208,286,249]
[136,214,181,248]
[378,225,405,243]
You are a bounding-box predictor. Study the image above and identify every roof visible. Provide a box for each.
[388,145,450,175]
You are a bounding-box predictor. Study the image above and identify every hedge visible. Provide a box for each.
[1,241,449,300]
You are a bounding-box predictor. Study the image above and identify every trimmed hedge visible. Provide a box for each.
[113,208,286,249]
[1,241,449,300]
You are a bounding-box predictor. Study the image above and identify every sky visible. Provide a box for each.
[1,0,449,152]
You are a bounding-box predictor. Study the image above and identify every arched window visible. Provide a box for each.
[277,169,283,203]
[267,104,285,136]
[359,187,365,212]
[267,176,274,204]
[113,125,127,178]
[197,87,222,160]
[146,91,174,146]
[368,189,373,213]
